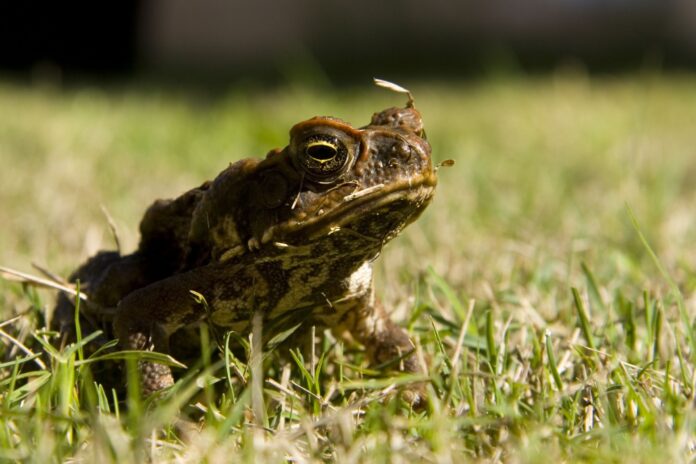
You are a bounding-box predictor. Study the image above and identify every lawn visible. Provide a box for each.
[1,73,696,462]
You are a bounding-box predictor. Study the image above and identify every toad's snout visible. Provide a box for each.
[370,106,424,135]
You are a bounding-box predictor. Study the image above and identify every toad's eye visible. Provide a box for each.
[306,140,338,162]
[299,134,350,180]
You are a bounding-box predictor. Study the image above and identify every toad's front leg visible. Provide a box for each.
[334,294,425,405]
[113,266,229,395]
[364,301,427,407]
[350,300,420,374]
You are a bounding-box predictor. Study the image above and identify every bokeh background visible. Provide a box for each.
[2,1,696,316]
[2,1,696,82]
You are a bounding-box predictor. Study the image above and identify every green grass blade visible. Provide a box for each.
[545,330,564,391]
[572,287,597,352]
[627,205,696,360]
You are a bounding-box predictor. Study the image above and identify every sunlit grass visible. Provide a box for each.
[2,73,696,462]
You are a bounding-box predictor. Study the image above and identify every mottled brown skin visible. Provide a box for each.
[53,102,436,399]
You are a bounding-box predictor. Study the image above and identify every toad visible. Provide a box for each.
[53,85,437,400]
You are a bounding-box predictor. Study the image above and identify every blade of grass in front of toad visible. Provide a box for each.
[572,287,598,364]
[289,348,325,416]
[545,330,564,391]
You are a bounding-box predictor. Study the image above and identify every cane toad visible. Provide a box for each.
[53,90,437,399]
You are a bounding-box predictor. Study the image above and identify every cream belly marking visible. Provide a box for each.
[346,261,373,297]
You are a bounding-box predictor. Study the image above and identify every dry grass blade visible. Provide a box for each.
[0,265,88,301]
[100,204,122,254]
[450,299,476,378]
[0,327,46,369]
[31,262,68,285]
[0,315,22,329]
[373,78,414,106]
[281,385,397,441]
[251,310,266,429]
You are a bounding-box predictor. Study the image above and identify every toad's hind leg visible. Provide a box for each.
[350,300,420,374]
[331,295,421,376]
[112,269,219,395]
[51,251,122,344]
[338,298,426,407]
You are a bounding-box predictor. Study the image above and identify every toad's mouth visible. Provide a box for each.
[276,171,438,243]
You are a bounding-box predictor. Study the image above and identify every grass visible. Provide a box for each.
[2,71,696,462]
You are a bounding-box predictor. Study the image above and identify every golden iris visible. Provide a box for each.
[298,134,350,180]
[305,140,338,163]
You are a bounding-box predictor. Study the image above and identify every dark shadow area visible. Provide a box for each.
[0,2,140,79]
[1,0,696,90]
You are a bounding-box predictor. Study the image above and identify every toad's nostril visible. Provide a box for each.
[391,142,412,160]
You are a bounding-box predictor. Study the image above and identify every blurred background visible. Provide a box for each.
[2,0,696,315]
[2,0,696,84]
